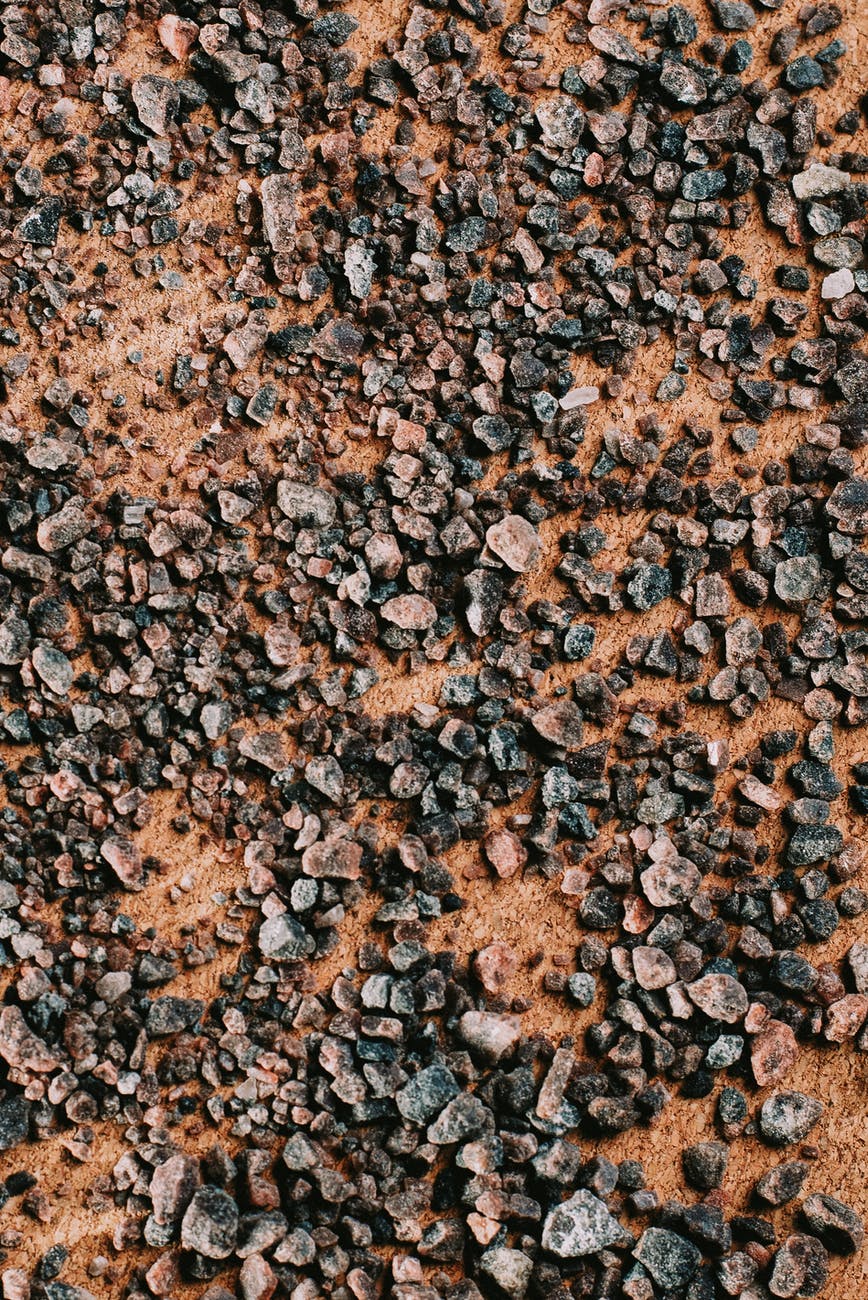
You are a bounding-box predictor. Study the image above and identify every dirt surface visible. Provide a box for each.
[1,0,868,1298]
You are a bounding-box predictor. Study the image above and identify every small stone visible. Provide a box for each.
[239,732,287,772]
[725,617,763,666]
[695,573,731,618]
[457,1011,522,1062]
[627,564,671,610]
[775,556,821,605]
[784,56,825,91]
[531,700,584,749]
[755,1161,809,1207]
[787,825,843,867]
[0,1006,55,1074]
[258,913,314,961]
[792,164,850,200]
[381,594,437,630]
[100,837,144,891]
[276,480,336,528]
[36,505,90,552]
[147,997,204,1036]
[687,973,749,1023]
[0,615,30,665]
[824,994,868,1043]
[769,1234,829,1298]
[239,1254,277,1300]
[827,477,868,535]
[0,1096,30,1150]
[486,515,540,572]
[344,240,375,298]
[396,1065,459,1124]
[132,75,179,136]
[473,942,517,994]
[181,1187,239,1259]
[260,174,298,252]
[481,827,525,877]
[479,1248,533,1299]
[151,1154,201,1226]
[427,1093,490,1144]
[759,1091,823,1146]
[640,855,701,906]
[634,1228,702,1289]
[156,14,199,59]
[567,972,596,1006]
[464,570,504,636]
[31,644,73,695]
[800,1194,864,1254]
[535,96,586,148]
[632,946,677,989]
[751,1020,799,1087]
[682,1142,728,1190]
[821,268,855,299]
[541,1190,625,1257]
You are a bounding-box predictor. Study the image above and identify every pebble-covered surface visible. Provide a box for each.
[0,0,867,1296]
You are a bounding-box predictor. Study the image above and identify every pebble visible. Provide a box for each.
[800,1194,864,1254]
[760,1092,824,1146]
[541,1190,625,1257]
[181,1188,239,1260]
[634,1227,702,1289]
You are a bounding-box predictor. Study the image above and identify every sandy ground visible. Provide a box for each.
[1,0,868,1295]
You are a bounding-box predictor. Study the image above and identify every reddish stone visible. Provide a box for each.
[752,1020,799,1087]
[239,1254,277,1300]
[156,14,199,59]
[473,942,517,994]
[824,994,868,1043]
[482,829,527,879]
